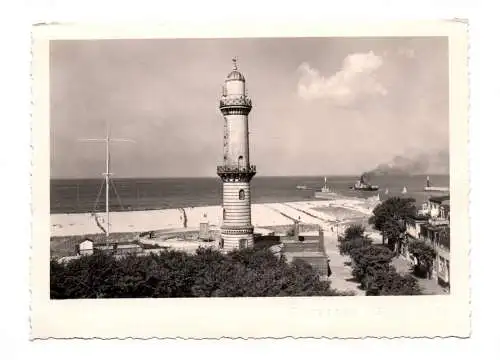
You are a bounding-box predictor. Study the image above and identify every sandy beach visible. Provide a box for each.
[51,197,380,238]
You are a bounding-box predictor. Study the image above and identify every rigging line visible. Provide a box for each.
[110,179,125,211]
[93,179,105,213]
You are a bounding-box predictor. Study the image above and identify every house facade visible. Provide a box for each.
[404,195,450,291]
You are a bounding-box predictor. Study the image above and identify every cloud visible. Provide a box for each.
[297,51,387,106]
[397,47,416,58]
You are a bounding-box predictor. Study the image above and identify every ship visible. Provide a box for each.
[402,186,407,194]
[296,185,309,190]
[424,176,449,192]
[349,174,379,191]
[314,177,337,199]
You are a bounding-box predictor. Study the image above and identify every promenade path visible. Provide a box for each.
[323,233,365,295]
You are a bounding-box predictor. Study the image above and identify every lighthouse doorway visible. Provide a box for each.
[239,238,248,249]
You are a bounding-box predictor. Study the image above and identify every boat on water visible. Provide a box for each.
[296,185,309,190]
[314,177,336,199]
[385,188,389,195]
[402,186,407,194]
[424,176,449,192]
[349,174,379,191]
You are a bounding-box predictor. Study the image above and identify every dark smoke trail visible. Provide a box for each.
[365,150,449,177]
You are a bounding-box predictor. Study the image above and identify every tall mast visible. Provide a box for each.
[78,121,134,242]
[105,122,110,239]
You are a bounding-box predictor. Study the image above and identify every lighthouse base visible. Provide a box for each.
[220,226,254,251]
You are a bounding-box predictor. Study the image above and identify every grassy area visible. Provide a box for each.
[50,232,142,258]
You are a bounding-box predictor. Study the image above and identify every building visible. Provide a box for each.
[426,195,450,218]
[199,213,210,241]
[280,221,329,278]
[404,195,450,291]
[93,242,143,255]
[78,239,94,256]
[216,58,256,251]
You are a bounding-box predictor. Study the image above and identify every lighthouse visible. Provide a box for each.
[216,58,256,250]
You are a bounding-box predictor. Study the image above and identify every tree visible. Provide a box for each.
[408,240,436,279]
[51,247,349,299]
[378,271,421,296]
[345,245,421,296]
[362,262,395,294]
[343,224,366,242]
[339,236,373,257]
[338,225,368,254]
[338,222,423,296]
[350,245,394,283]
[338,224,372,256]
[369,197,417,252]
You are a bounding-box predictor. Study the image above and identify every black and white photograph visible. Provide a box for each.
[30,21,470,338]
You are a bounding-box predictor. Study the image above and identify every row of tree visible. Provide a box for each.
[368,196,437,279]
[338,224,422,295]
[51,247,352,299]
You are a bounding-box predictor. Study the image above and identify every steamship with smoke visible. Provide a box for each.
[349,173,379,191]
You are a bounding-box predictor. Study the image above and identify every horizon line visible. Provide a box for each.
[50,173,450,181]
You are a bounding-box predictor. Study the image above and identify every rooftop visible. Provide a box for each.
[284,252,328,258]
[421,222,450,231]
[429,195,450,204]
[226,57,245,81]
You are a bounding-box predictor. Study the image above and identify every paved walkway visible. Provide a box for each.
[323,233,365,295]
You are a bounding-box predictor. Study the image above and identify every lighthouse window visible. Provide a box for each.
[239,189,245,200]
[238,155,243,168]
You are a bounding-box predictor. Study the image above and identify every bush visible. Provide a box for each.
[363,265,421,295]
[344,243,422,296]
[338,220,423,296]
[338,223,372,256]
[51,247,345,298]
[343,224,366,242]
[378,271,421,296]
[408,240,436,279]
[350,245,394,281]
[339,236,372,256]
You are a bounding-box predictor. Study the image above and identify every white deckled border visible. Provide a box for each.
[30,20,470,339]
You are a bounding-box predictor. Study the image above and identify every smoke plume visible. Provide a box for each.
[364,149,449,177]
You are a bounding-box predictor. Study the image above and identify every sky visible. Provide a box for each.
[50,37,449,178]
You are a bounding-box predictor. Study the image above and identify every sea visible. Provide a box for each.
[50,175,449,214]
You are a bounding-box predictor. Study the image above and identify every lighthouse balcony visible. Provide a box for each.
[217,165,256,174]
[219,96,252,109]
[217,165,257,182]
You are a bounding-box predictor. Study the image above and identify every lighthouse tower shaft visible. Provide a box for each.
[216,59,256,250]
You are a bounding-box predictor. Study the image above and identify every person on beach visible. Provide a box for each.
[327,259,332,277]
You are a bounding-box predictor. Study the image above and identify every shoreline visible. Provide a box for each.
[49,192,373,215]
[51,196,380,238]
